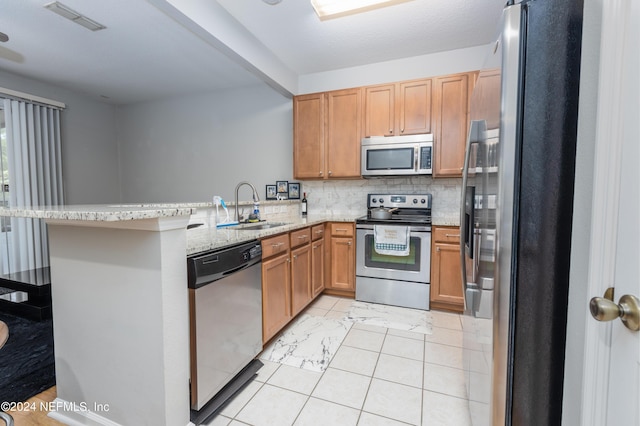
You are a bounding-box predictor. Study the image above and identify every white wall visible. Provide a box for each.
[114,46,485,218]
[0,70,121,204]
[298,45,488,94]
[115,83,292,203]
[562,0,602,424]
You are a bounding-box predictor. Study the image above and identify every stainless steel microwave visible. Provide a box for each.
[361,134,433,177]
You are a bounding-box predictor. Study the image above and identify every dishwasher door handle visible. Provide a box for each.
[222,262,254,278]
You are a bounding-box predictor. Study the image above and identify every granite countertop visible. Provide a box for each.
[0,203,360,255]
[186,213,359,255]
[0,203,199,221]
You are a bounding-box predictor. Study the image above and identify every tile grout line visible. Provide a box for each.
[357,326,387,425]
[233,300,463,425]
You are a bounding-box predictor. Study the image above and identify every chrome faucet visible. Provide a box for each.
[234,181,260,223]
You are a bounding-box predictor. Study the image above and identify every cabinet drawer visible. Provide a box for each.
[261,234,290,258]
[290,227,311,248]
[330,223,354,237]
[311,225,325,241]
[433,227,461,243]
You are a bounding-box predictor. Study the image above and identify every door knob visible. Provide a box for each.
[590,293,640,331]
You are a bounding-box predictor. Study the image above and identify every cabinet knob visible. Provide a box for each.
[328,170,332,175]
[348,241,352,246]
[389,129,393,134]
[319,171,323,176]
[293,254,297,259]
[401,128,405,133]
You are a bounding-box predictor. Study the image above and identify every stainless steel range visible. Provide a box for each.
[356,193,432,310]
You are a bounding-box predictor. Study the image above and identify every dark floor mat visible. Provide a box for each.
[0,312,55,402]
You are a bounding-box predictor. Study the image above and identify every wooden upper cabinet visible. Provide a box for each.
[293,93,324,179]
[398,79,432,135]
[293,89,361,180]
[364,84,395,137]
[364,79,432,137]
[433,73,472,177]
[326,88,361,179]
[294,72,477,179]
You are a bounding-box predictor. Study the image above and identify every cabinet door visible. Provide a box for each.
[291,244,311,316]
[430,242,464,311]
[329,237,355,291]
[262,253,291,343]
[311,238,325,297]
[364,84,395,137]
[294,93,325,179]
[433,73,470,177]
[326,88,362,178]
[398,79,432,135]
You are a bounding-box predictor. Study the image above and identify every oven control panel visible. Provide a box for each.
[367,193,432,209]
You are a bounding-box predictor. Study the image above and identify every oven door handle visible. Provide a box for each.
[356,224,431,233]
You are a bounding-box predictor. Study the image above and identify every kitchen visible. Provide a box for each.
[0,0,636,426]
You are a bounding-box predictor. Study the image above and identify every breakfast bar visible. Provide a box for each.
[0,203,355,426]
[2,205,196,426]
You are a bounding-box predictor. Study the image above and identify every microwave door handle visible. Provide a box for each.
[414,147,419,172]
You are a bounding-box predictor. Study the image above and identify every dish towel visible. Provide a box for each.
[374,225,410,256]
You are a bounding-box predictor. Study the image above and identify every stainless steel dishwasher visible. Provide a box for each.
[187,240,263,425]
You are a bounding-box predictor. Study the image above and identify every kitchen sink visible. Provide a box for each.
[236,222,290,231]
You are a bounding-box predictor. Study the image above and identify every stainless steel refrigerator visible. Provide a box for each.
[460,1,583,425]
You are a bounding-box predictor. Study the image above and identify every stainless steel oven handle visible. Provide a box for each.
[356,224,431,233]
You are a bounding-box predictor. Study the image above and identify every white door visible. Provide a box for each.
[581,0,639,424]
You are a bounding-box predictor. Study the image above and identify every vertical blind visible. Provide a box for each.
[1,98,64,274]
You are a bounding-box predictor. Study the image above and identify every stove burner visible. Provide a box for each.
[357,193,432,226]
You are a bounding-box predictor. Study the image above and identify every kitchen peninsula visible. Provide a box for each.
[0,203,356,426]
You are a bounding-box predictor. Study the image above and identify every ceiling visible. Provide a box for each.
[0,0,505,105]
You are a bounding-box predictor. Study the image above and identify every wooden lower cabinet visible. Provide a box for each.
[261,226,325,344]
[291,243,311,317]
[311,237,325,297]
[325,223,355,297]
[262,251,292,343]
[430,226,463,312]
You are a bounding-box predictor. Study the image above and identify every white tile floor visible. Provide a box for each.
[205,295,471,426]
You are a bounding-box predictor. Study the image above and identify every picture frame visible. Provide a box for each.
[276,181,288,194]
[288,183,300,200]
[266,185,277,200]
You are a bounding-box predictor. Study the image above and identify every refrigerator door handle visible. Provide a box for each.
[460,122,478,312]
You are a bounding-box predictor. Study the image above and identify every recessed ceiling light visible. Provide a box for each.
[44,1,106,32]
[311,0,413,21]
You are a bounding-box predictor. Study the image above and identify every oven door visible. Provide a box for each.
[356,225,431,283]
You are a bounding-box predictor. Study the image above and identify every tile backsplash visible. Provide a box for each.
[301,177,462,225]
[192,177,462,227]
